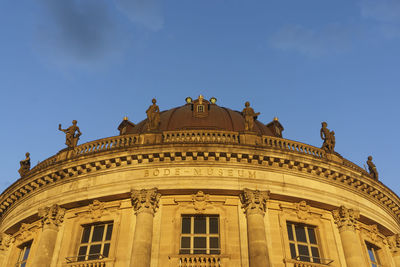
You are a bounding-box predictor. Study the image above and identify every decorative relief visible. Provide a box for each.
[332,205,360,232]
[192,191,210,213]
[14,222,40,244]
[88,200,106,220]
[295,201,312,220]
[38,204,66,229]
[131,188,161,215]
[0,233,11,251]
[240,188,270,216]
[388,234,400,252]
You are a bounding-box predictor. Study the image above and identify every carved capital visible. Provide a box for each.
[332,205,359,232]
[131,188,161,215]
[240,188,270,216]
[0,233,11,251]
[388,234,400,252]
[38,204,65,229]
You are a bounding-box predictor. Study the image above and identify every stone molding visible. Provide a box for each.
[38,204,66,230]
[1,145,400,227]
[279,200,316,221]
[240,188,270,216]
[332,205,360,232]
[0,233,11,251]
[131,188,161,215]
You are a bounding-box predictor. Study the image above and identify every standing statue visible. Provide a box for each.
[320,122,335,152]
[18,152,31,177]
[146,98,161,131]
[367,156,379,180]
[59,120,82,148]
[242,101,260,131]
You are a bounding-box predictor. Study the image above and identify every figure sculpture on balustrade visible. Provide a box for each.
[367,156,379,180]
[59,120,82,149]
[146,98,161,131]
[18,152,30,177]
[320,122,335,152]
[242,101,260,131]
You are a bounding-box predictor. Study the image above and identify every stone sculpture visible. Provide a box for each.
[242,102,260,131]
[18,152,31,177]
[59,120,81,148]
[320,122,335,152]
[367,156,379,180]
[146,98,161,131]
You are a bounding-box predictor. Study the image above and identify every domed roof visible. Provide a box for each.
[119,96,281,136]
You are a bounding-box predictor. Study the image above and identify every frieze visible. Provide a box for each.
[144,167,256,179]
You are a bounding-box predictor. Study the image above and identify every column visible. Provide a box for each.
[130,188,161,267]
[240,188,271,267]
[391,234,400,266]
[0,233,11,266]
[31,204,65,267]
[332,205,365,267]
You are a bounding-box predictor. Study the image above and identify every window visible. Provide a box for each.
[287,222,321,263]
[180,215,220,255]
[197,105,204,113]
[16,241,32,267]
[366,242,382,267]
[77,222,113,261]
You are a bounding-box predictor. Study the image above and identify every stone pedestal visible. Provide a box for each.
[240,188,271,267]
[31,204,65,267]
[139,132,163,145]
[130,188,161,267]
[332,206,364,267]
[240,132,262,146]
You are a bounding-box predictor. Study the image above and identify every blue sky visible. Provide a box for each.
[0,0,399,194]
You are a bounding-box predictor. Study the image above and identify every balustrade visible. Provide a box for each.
[163,130,239,144]
[179,255,221,267]
[263,136,325,158]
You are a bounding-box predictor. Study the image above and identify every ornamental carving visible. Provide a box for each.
[131,188,161,215]
[0,233,11,251]
[88,200,105,220]
[332,205,359,232]
[388,234,400,252]
[14,223,39,244]
[192,191,210,213]
[38,204,65,229]
[295,201,312,220]
[240,188,270,216]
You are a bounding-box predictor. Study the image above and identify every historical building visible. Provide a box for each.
[0,95,399,267]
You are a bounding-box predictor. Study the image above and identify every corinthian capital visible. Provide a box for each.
[38,204,65,229]
[131,188,161,215]
[332,205,360,232]
[240,188,270,216]
[0,233,11,251]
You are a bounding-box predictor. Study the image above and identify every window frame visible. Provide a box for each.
[180,215,220,255]
[76,221,113,262]
[365,242,382,267]
[286,221,322,263]
[15,241,32,267]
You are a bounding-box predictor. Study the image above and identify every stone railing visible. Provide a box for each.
[179,255,221,267]
[263,136,326,158]
[163,130,239,144]
[284,258,333,267]
[73,135,139,156]
[64,258,112,267]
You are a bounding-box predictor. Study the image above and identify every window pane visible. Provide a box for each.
[289,243,297,259]
[105,224,113,241]
[210,237,219,248]
[209,217,219,234]
[103,243,110,257]
[88,244,101,260]
[311,247,320,263]
[78,246,87,261]
[81,227,91,243]
[298,245,310,262]
[194,237,206,254]
[182,217,191,234]
[308,228,317,244]
[20,263,26,267]
[295,225,307,243]
[181,237,190,248]
[92,225,105,242]
[23,247,30,260]
[287,223,294,241]
[368,248,376,262]
[194,217,206,234]
[180,249,190,254]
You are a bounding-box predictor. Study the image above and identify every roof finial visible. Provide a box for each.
[198,95,203,104]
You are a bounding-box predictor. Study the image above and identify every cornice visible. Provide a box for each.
[0,132,398,228]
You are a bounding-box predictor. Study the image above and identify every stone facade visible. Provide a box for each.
[1,97,400,267]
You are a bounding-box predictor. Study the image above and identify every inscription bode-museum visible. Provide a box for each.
[144,167,257,178]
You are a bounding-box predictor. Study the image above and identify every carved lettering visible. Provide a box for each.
[144,170,149,177]
[249,171,256,178]
[175,168,180,175]
[153,169,160,176]
[228,169,233,176]
[163,169,170,176]
[218,169,223,176]
[194,168,202,176]
[207,168,213,175]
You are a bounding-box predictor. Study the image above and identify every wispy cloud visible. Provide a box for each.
[115,0,164,31]
[269,24,353,57]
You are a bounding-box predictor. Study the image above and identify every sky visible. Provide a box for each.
[0,0,399,195]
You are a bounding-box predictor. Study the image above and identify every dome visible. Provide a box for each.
[119,96,281,136]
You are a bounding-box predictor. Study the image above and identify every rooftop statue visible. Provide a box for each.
[59,120,82,149]
[320,122,335,153]
[18,152,30,177]
[242,101,260,131]
[146,98,161,131]
[367,156,379,180]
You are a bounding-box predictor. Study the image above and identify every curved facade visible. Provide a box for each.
[1,96,400,267]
